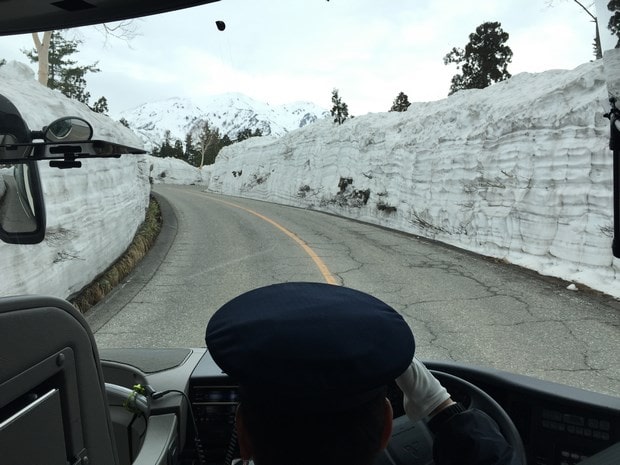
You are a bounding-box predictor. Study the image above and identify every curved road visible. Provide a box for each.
[88,184,620,396]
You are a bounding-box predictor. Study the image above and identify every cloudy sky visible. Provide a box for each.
[0,0,610,118]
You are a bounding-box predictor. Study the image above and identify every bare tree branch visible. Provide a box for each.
[545,0,596,19]
[93,20,141,47]
[546,0,601,58]
[572,0,597,21]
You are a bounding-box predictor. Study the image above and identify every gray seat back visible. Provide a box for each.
[0,295,119,465]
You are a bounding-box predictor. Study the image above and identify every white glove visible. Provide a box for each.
[395,358,451,422]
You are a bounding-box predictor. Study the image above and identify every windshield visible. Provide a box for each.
[0,0,618,399]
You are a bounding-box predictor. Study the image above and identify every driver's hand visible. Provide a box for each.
[396,357,452,422]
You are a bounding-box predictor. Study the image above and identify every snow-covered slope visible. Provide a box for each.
[120,93,329,151]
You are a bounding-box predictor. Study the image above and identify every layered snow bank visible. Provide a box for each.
[2,158,151,298]
[204,60,620,296]
[0,62,150,298]
[147,156,204,185]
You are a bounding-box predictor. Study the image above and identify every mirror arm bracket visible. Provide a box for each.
[30,130,45,140]
[49,152,82,169]
[49,159,82,169]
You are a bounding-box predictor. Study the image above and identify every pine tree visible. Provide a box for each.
[330,89,349,125]
[593,30,603,60]
[91,96,109,114]
[24,30,100,104]
[235,127,263,141]
[219,134,233,152]
[443,22,513,95]
[184,132,202,166]
[203,127,222,166]
[173,139,184,159]
[390,92,411,112]
[156,130,175,158]
[236,128,253,141]
[119,118,130,128]
[608,0,620,47]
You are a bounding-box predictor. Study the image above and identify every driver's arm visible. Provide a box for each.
[396,358,518,465]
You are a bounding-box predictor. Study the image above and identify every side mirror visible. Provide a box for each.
[0,161,46,244]
[44,117,93,142]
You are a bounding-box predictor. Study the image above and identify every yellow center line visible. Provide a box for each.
[201,194,338,285]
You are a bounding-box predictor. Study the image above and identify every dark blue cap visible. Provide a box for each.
[205,282,415,411]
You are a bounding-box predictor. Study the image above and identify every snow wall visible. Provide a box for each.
[0,62,150,298]
[204,60,620,297]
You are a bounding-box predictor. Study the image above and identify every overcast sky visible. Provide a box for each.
[0,0,609,118]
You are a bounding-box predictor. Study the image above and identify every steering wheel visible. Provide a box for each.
[375,370,526,465]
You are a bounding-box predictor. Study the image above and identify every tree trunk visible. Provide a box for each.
[200,147,206,168]
[31,31,52,86]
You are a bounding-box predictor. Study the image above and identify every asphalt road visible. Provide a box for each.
[88,184,620,396]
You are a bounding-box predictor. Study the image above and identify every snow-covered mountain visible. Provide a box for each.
[119,93,329,151]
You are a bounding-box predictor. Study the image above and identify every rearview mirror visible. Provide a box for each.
[0,161,46,244]
[44,117,93,143]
